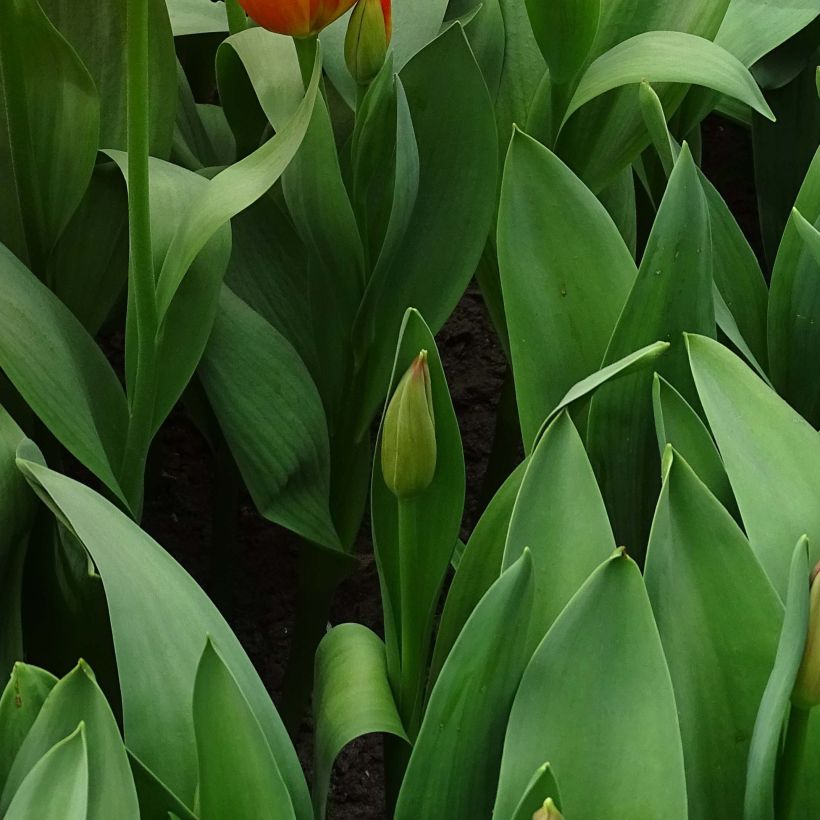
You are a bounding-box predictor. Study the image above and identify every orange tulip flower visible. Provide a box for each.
[238,0,358,37]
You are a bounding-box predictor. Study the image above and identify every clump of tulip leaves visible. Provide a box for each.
[0,0,820,817]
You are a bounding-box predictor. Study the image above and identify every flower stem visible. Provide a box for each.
[293,34,319,90]
[225,0,247,35]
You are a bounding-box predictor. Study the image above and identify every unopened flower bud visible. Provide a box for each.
[533,797,563,820]
[793,562,820,709]
[381,350,436,498]
[344,0,391,85]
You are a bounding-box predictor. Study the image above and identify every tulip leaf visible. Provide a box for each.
[498,128,636,449]
[395,552,534,819]
[4,724,88,820]
[510,763,563,820]
[503,411,614,652]
[494,552,687,820]
[651,375,735,515]
[356,23,498,433]
[0,243,128,506]
[687,334,820,598]
[165,0,228,36]
[587,144,715,551]
[645,451,782,819]
[0,0,100,272]
[198,286,339,550]
[429,460,526,687]
[768,149,820,426]
[745,539,810,820]
[0,663,58,792]
[0,661,138,819]
[312,624,407,819]
[39,0,176,157]
[128,753,197,820]
[15,457,311,818]
[194,638,295,820]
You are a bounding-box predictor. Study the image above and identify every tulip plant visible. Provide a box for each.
[0,0,819,817]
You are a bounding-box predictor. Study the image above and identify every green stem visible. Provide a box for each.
[293,34,318,90]
[776,705,811,819]
[224,0,247,35]
[121,0,157,517]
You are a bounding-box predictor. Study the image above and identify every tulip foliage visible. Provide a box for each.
[0,0,819,817]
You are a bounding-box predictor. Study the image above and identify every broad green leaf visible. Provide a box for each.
[198,287,339,550]
[651,375,735,514]
[0,244,128,505]
[498,128,637,449]
[0,0,100,273]
[16,459,311,818]
[745,539,810,820]
[587,144,715,551]
[598,163,638,257]
[395,552,533,819]
[194,639,295,820]
[0,663,57,792]
[128,753,197,820]
[106,150,232,438]
[356,24,498,433]
[313,624,407,819]
[429,460,526,687]
[561,31,774,130]
[166,0,228,35]
[372,309,464,733]
[502,411,614,651]
[645,451,782,819]
[0,661,138,819]
[716,0,820,67]
[768,149,820,425]
[510,763,563,820]
[0,405,35,672]
[687,334,820,597]
[526,0,599,84]
[794,207,820,266]
[39,0,176,157]
[494,553,687,820]
[4,723,88,820]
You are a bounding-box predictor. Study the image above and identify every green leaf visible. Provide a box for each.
[16,459,311,818]
[356,24,498,433]
[39,0,176,157]
[526,0,599,84]
[716,0,820,67]
[510,763,563,820]
[561,31,774,130]
[194,638,295,820]
[0,243,128,505]
[128,753,197,820]
[644,451,782,819]
[0,661,138,819]
[429,460,526,688]
[651,375,735,514]
[745,539,810,820]
[686,334,820,598]
[0,0,100,273]
[0,663,57,792]
[395,552,533,819]
[502,411,614,651]
[587,144,715,551]
[198,287,339,550]
[494,552,687,820]
[4,723,88,820]
[498,128,636,449]
[166,0,228,35]
[312,624,407,819]
[768,149,820,425]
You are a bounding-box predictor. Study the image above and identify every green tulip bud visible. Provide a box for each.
[344,0,391,85]
[381,350,436,498]
[792,562,820,709]
[533,798,563,820]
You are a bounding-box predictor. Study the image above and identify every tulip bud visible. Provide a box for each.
[533,798,563,820]
[792,562,820,709]
[381,350,436,498]
[238,0,356,37]
[344,0,391,84]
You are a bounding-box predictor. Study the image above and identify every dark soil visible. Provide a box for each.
[136,115,758,819]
